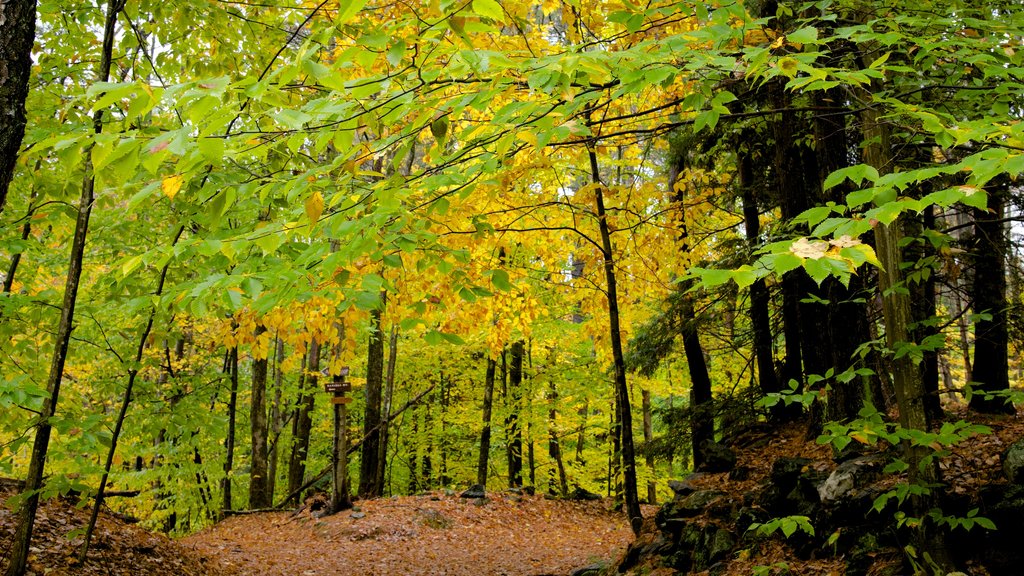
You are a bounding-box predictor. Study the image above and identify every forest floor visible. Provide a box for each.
[183,491,651,576]
[3,406,1021,576]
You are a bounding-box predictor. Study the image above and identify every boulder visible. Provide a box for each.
[817,455,885,503]
[460,484,486,498]
[668,473,704,499]
[570,485,602,501]
[1003,439,1024,484]
[698,440,737,473]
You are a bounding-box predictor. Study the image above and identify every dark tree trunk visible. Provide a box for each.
[249,327,271,509]
[738,148,780,414]
[587,141,642,535]
[222,346,239,515]
[641,389,656,504]
[266,337,286,506]
[506,341,524,488]
[548,378,569,497]
[909,207,943,422]
[359,298,385,497]
[0,0,36,217]
[4,3,113,572]
[970,186,1013,413]
[477,356,496,487]
[287,341,318,505]
[668,149,714,472]
[376,324,398,495]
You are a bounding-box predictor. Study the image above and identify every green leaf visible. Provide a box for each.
[337,0,368,25]
[472,0,505,23]
[787,26,819,44]
[490,270,512,291]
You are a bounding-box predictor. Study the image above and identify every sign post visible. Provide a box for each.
[326,366,352,513]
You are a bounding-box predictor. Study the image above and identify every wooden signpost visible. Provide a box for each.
[327,366,352,513]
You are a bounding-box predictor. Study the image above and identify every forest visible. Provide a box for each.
[2,0,1024,574]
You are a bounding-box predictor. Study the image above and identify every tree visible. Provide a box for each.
[0,0,36,216]
[5,2,121,573]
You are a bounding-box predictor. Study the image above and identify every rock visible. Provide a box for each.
[668,474,704,499]
[771,457,812,486]
[1003,439,1024,484]
[817,455,885,503]
[698,441,737,473]
[728,466,751,481]
[656,490,726,531]
[460,484,486,498]
[569,562,606,576]
[706,528,736,564]
[349,511,366,519]
[570,485,602,501]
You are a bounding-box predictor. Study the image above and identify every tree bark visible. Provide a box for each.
[862,93,952,570]
[266,337,286,506]
[375,324,398,494]
[641,389,656,504]
[0,0,36,217]
[221,346,239,516]
[738,148,780,415]
[587,137,642,535]
[477,356,496,487]
[359,296,385,497]
[287,341,318,505]
[249,326,271,509]
[506,340,524,488]
[5,3,116,572]
[969,185,1014,414]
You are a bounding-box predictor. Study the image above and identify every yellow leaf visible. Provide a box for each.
[161,175,183,199]
[305,190,324,228]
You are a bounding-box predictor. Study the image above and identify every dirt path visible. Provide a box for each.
[183,492,642,576]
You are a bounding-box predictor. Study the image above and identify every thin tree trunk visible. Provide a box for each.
[477,356,496,487]
[221,347,239,515]
[739,150,779,411]
[587,134,642,535]
[376,324,398,494]
[0,0,36,217]
[267,337,286,505]
[5,3,117,572]
[547,378,568,497]
[249,326,271,508]
[862,92,951,569]
[359,296,385,497]
[287,341,318,505]
[668,151,714,470]
[506,341,524,488]
[80,226,184,558]
[641,389,656,504]
[952,282,973,386]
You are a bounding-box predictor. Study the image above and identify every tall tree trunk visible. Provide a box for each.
[641,389,656,504]
[0,0,36,217]
[910,207,943,422]
[359,297,385,497]
[221,346,239,515]
[249,326,271,508]
[376,324,398,495]
[862,91,951,569]
[587,135,642,535]
[668,148,714,471]
[970,185,1014,414]
[287,341,318,505]
[4,4,115,572]
[506,341,524,488]
[80,226,184,558]
[547,376,569,497]
[477,356,497,487]
[738,148,780,416]
[266,337,286,506]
